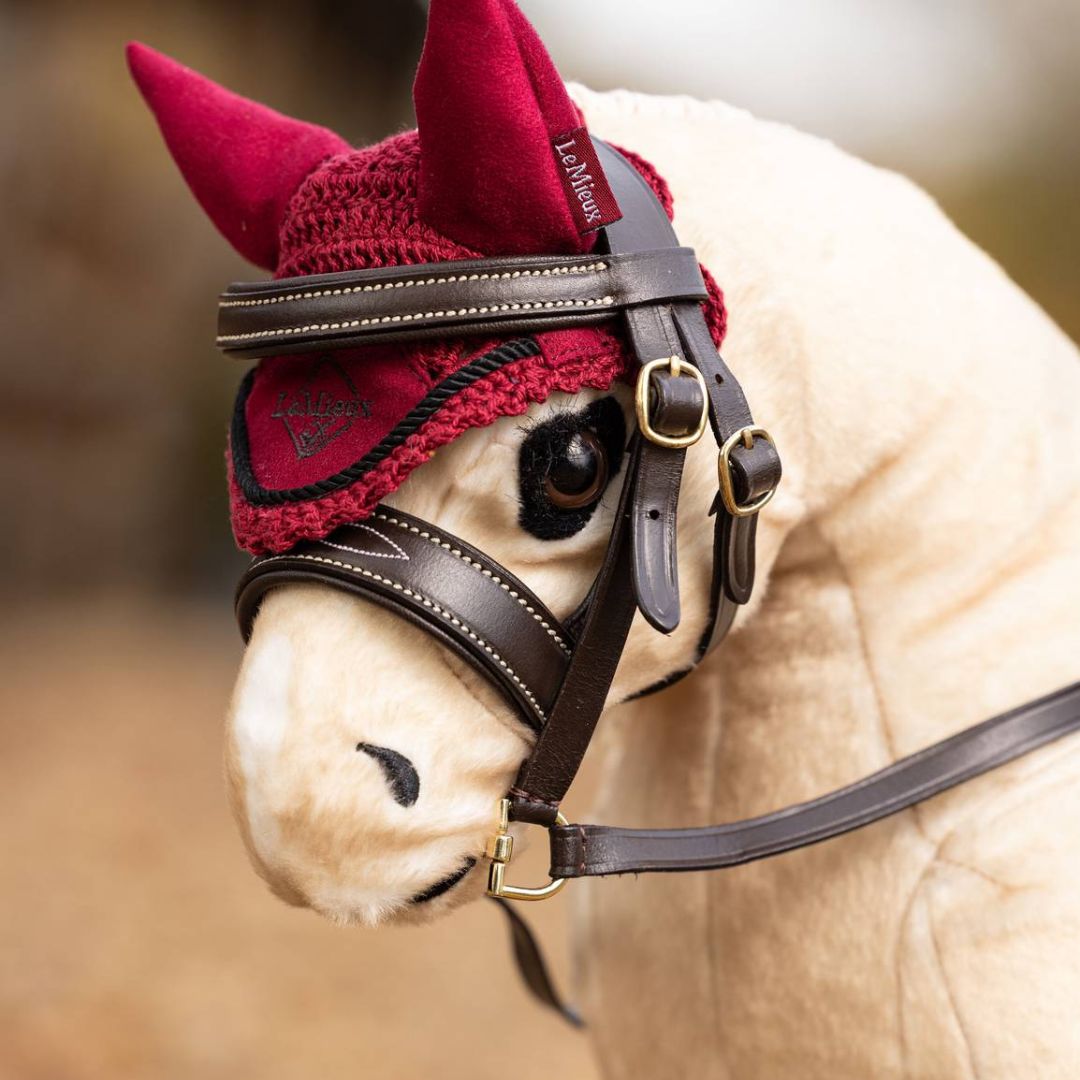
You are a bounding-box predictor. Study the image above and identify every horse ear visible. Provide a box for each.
[127,42,349,270]
[414,0,619,255]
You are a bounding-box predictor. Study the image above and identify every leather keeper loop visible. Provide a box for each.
[649,369,706,438]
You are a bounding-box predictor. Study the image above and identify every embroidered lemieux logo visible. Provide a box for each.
[271,357,373,460]
[551,126,622,234]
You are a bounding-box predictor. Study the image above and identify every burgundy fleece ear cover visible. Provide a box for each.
[125,3,723,557]
[414,0,597,255]
[126,42,349,270]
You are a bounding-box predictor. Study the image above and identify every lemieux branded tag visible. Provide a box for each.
[551,127,622,234]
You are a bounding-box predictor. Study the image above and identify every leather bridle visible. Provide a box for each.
[222,140,1080,1019]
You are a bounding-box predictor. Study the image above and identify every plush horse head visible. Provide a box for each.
[132,0,1080,989]
[133,1,1080,1071]
[128,0,749,925]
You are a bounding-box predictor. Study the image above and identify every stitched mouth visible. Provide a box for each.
[410,857,477,904]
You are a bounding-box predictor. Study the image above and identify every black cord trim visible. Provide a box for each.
[231,338,541,506]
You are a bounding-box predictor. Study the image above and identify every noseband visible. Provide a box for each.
[223,141,1080,1019]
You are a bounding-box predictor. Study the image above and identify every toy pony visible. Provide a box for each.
[130,1,1080,1075]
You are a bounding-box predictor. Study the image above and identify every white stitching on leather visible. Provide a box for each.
[251,553,547,723]
[215,295,616,343]
[320,524,410,562]
[218,261,608,308]
[371,512,571,654]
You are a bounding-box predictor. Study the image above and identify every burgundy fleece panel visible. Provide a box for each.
[244,347,431,490]
[126,42,350,270]
[414,0,610,255]
[230,325,631,554]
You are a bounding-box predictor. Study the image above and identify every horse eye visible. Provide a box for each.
[543,430,608,509]
[518,396,626,541]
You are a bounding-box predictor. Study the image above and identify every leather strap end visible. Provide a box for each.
[721,513,757,606]
[632,521,682,634]
[629,371,709,635]
[492,898,584,1028]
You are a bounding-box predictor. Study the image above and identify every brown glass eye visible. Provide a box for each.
[543,430,608,509]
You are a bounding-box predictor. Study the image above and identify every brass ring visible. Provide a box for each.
[485,798,569,902]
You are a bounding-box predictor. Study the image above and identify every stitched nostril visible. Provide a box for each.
[356,743,420,807]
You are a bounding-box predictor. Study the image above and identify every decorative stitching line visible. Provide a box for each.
[252,552,547,723]
[321,523,410,562]
[219,262,609,308]
[371,511,570,654]
[216,296,616,344]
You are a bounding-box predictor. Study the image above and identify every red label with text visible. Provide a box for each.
[551,127,622,234]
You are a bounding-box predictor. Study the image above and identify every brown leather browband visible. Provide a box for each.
[217,247,708,357]
[227,140,1080,1023]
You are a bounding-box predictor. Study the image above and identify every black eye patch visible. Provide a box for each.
[517,396,626,541]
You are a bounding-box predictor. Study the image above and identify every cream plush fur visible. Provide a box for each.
[227,86,1080,1077]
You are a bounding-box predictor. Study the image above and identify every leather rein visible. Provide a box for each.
[222,141,1080,1020]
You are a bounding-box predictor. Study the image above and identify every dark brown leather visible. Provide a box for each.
[217,247,708,358]
[492,899,582,1027]
[666,299,781,645]
[593,139,781,650]
[234,507,571,732]
[629,371,702,634]
[549,680,1080,877]
[509,439,643,825]
[597,152,695,638]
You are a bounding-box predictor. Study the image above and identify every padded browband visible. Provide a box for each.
[217,248,708,358]
[235,507,570,732]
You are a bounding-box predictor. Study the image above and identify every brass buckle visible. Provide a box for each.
[634,355,709,449]
[485,798,568,902]
[718,426,778,517]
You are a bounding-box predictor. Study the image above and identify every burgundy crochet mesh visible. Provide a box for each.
[229,130,726,554]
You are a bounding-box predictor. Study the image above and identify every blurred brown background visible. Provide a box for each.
[1,1,1077,1077]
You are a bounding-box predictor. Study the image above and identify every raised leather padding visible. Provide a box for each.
[235,507,571,732]
[217,248,708,357]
